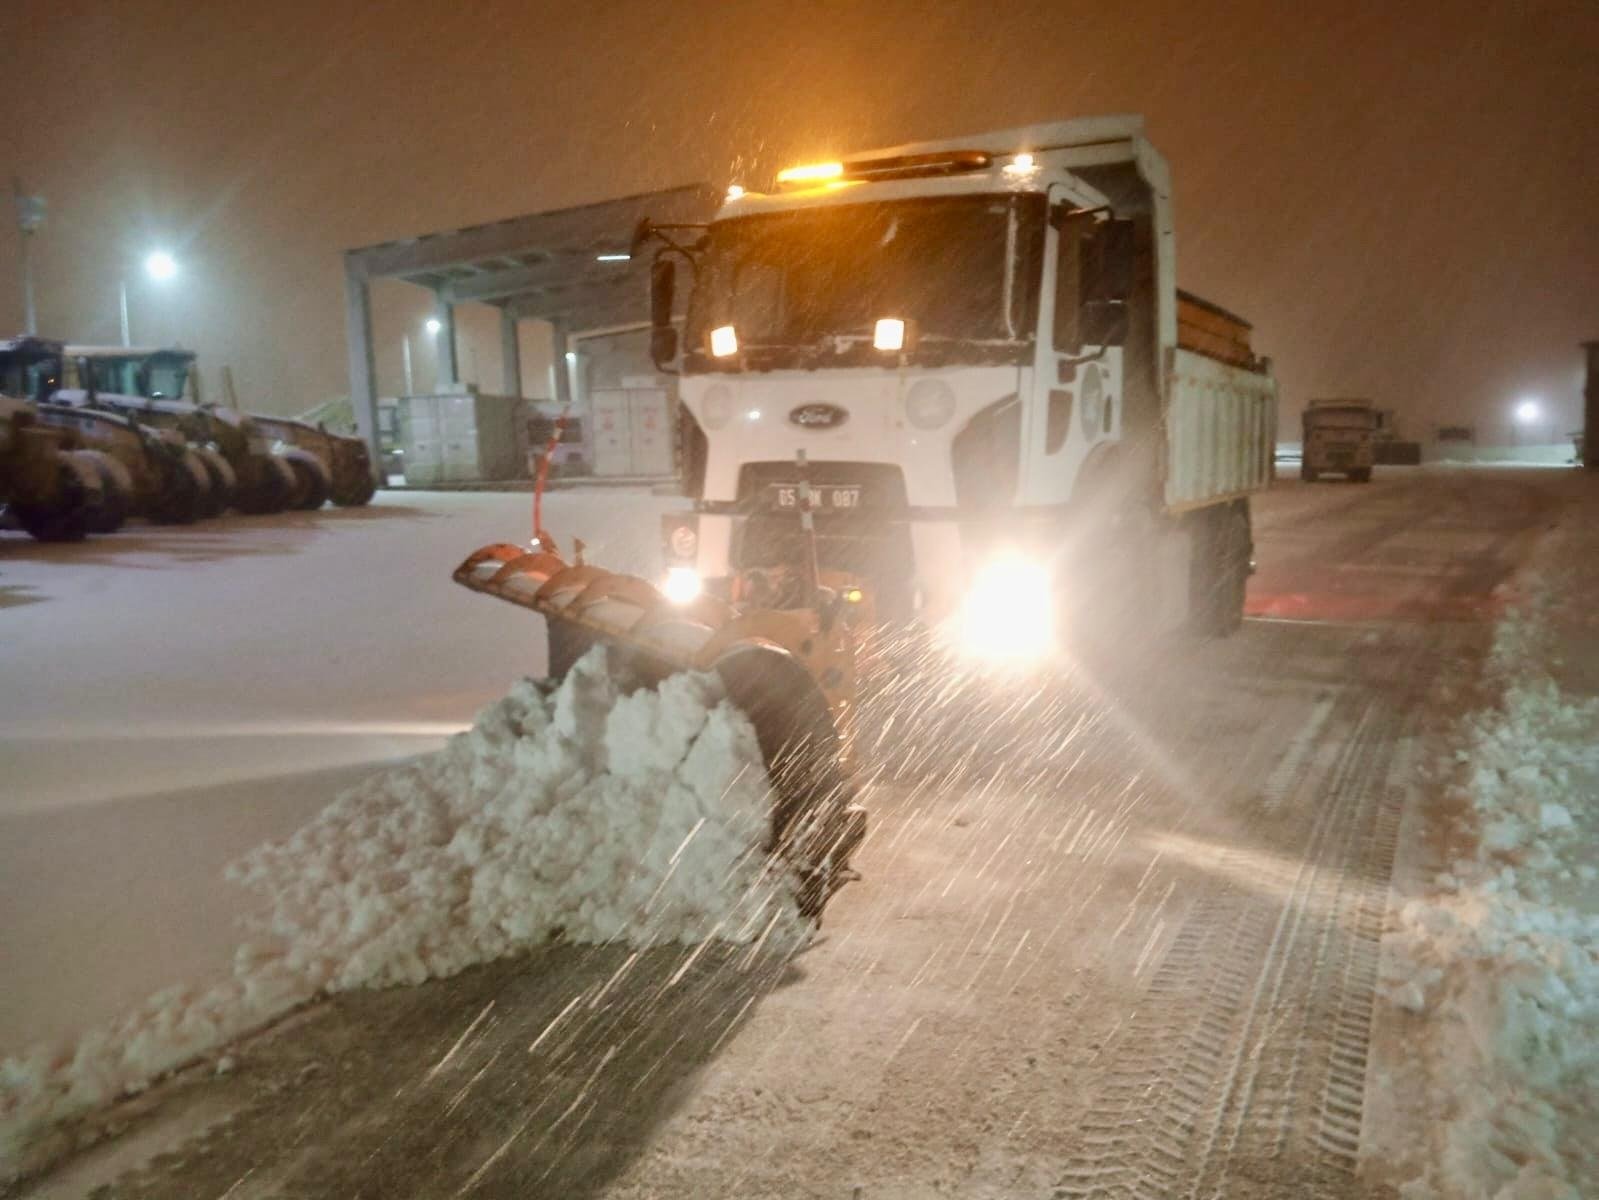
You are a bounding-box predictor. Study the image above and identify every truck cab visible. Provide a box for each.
[1301,399,1377,482]
[645,116,1275,655]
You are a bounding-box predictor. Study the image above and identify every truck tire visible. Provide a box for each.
[1190,502,1251,637]
[234,455,298,515]
[283,450,332,511]
[192,447,237,516]
[1349,467,1372,483]
[1301,463,1318,482]
[331,470,377,507]
[69,450,132,534]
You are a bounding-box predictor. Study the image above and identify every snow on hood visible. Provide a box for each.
[0,648,799,1174]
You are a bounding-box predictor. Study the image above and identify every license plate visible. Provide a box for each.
[767,483,862,511]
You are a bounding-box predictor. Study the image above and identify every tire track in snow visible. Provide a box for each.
[1051,674,1412,1199]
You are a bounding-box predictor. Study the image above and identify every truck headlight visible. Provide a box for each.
[663,567,702,605]
[959,555,1054,662]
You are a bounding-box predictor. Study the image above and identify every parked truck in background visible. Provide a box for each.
[1302,398,1377,482]
[642,115,1277,651]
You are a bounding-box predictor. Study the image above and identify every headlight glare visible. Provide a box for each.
[959,555,1054,662]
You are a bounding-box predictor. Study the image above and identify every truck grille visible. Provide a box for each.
[731,463,916,620]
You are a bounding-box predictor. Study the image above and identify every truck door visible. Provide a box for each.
[1020,185,1124,508]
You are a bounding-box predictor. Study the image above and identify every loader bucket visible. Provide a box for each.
[453,542,866,917]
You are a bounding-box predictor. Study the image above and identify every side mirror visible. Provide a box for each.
[650,325,679,367]
[650,255,676,325]
[649,256,678,369]
[1082,219,1135,305]
[1079,218,1135,346]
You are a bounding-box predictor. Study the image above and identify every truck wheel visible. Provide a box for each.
[332,471,377,507]
[192,448,237,516]
[284,451,332,511]
[1349,467,1372,483]
[1301,464,1318,482]
[1190,503,1250,637]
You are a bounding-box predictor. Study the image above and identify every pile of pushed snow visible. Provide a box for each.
[1377,606,1599,1198]
[1,649,798,1174]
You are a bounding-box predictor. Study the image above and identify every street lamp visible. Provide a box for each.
[120,250,179,346]
[424,317,442,335]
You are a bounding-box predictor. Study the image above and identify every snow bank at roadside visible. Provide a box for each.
[1376,604,1599,1198]
[1,648,798,1174]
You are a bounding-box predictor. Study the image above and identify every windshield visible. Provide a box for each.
[146,356,192,400]
[0,352,62,399]
[83,354,192,400]
[1307,406,1376,429]
[85,357,143,395]
[684,193,1045,371]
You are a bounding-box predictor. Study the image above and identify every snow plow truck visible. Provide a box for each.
[454,115,1278,917]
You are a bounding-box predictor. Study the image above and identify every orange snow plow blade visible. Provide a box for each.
[453,542,866,917]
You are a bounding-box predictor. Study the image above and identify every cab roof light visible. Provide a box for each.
[840,150,993,182]
[776,161,845,185]
[774,150,995,189]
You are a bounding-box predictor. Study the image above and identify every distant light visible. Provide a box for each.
[1004,152,1037,175]
[725,184,746,200]
[662,567,702,605]
[564,351,577,364]
[595,253,631,262]
[710,325,739,358]
[777,161,844,186]
[424,318,442,335]
[873,317,907,352]
[745,409,761,422]
[144,251,178,281]
[1514,398,1541,425]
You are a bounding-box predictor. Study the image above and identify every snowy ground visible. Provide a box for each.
[1,467,1593,1197]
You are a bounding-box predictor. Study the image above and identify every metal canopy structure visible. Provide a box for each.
[341,183,720,465]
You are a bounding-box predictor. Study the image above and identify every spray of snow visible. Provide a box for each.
[0,648,799,1174]
[1376,600,1599,1199]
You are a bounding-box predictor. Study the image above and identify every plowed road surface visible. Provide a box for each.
[3,467,1570,1199]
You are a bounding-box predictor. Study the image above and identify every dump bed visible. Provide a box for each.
[1163,291,1277,512]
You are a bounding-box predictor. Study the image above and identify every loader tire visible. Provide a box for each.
[1190,502,1250,638]
[149,451,207,525]
[331,470,377,507]
[192,447,237,517]
[284,451,332,511]
[70,451,132,534]
[1349,467,1372,484]
[11,457,100,542]
[1301,463,1317,482]
[234,456,298,515]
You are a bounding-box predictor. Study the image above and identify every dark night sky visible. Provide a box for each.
[5,0,1597,439]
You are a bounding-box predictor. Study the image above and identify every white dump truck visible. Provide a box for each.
[1301,397,1377,482]
[639,115,1276,654]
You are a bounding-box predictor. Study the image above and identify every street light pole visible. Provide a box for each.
[12,179,46,336]
[119,279,132,347]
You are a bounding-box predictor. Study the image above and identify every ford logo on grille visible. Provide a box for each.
[789,403,848,430]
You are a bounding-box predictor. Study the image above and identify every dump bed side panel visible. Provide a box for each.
[1164,347,1277,512]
